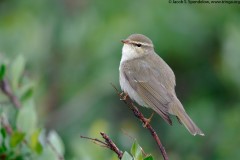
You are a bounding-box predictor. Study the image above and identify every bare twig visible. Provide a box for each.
[111,83,169,160]
[121,129,135,141]
[0,78,21,109]
[0,114,13,134]
[80,135,108,146]
[47,139,65,160]
[100,132,123,159]
[81,132,123,159]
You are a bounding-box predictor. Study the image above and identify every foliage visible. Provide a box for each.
[0,55,157,160]
[122,140,154,160]
[0,55,65,160]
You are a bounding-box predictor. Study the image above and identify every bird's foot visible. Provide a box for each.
[143,112,154,128]
[120,92,128,101]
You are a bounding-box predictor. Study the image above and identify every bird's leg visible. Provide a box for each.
[120,92,128,101]
[143,112,154,128]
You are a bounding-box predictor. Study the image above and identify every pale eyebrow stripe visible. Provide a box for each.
[130,41,153,47]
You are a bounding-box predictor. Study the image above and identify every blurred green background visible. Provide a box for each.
[1,0,240,159]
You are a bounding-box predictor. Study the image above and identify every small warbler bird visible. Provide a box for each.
[119,34,204,136]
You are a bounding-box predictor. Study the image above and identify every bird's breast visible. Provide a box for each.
[119,63,147,107]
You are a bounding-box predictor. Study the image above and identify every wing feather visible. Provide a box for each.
[122,56,175,125]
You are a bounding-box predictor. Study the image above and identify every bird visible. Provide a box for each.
[119,33,204,136]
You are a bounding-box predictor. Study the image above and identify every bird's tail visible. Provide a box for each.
[169,98,204,136]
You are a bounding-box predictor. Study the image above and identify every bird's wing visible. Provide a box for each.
[122,58,174,125]
[147,53,176,93]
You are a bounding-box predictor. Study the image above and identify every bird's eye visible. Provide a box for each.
[135,43,142,47]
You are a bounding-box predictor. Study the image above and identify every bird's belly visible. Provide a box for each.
[119,70,147,107]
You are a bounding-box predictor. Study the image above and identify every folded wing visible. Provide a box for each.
[122,56,176,125]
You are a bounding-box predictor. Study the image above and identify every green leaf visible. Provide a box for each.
[30,129,43,154]
[20,83,34,102]
[122,151,133,160]
[144,155,154,160]
[0,64,6,80]
[16,99,37,134]
[0,128,8,152]
[10,55,25,90]
[1,128,7,138]
[10,131,25,147]
[37,145,58,160]
[48,131,65,155]
[131,140,143,160]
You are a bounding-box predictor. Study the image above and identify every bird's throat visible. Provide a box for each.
[121,44,139,63]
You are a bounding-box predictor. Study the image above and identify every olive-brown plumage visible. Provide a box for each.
[119,34,204,136]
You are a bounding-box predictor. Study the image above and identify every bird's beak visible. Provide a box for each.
[121,39,130,44]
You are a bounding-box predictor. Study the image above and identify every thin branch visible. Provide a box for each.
[47,139,65,160]
[81,132,123,159]
[80,135,108,146]
[0,78,21,109]
[0,114,13,134]
[111,83,169,160]
[100,132,123,159]
[121,129,135,141]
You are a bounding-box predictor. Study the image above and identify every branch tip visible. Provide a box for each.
[80,132,123,159]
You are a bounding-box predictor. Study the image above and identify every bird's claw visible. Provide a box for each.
[120,92,128,101]
[143,112,154,128]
